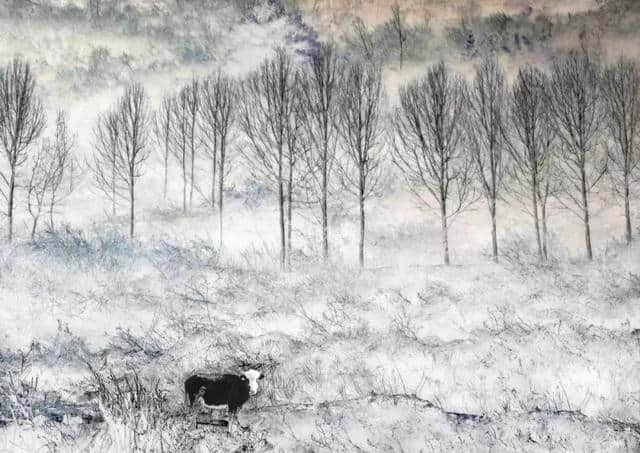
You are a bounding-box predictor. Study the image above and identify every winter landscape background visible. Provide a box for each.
[1,0,640,451]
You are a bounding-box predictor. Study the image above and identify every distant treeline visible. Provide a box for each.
[0,40,637,268]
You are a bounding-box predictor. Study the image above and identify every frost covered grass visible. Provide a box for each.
[0,198,639,452]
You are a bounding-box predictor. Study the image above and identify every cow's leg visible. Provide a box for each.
[227,406,238,436]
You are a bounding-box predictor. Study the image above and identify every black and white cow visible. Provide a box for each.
[184,369,264,432]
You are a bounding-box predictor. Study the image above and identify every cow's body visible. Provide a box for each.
[184,369,263,433]
[185,374,251,413]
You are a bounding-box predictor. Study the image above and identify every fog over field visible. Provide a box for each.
[0,0,639,452]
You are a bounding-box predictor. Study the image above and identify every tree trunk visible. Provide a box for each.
[441,199,450,265]
[580,163,593,260]
[163,139,168,202]
[218,141,225,249]
[540,197,549,261]
[490,199,498,262]
[359,191,365,268]
[286,157,293,270]
[182,151,187,213]
[278,177,286,271]
[278,138,286,270]
[624,172,632,245]
[211,132,217,210]
[8,169,15,242]
[31,215,39,240]
[112,148,117,217]
[130,179,135,238]
[189,146,195,209]
[322,145,329,262]
[49,192,55,230]
[69,161,74,193]
[531,174,542,259]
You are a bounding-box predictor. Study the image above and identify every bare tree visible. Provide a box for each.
[169,88,190,213]
[547,51,606,260]
[26,112,76,238]
[352,17,375,61]
[27,140,52,239]
[239,48,297,270]
[507,66,558,260]
[184,78,200,210]
[337,62,386,268]
[153,94,173,203]
[47,110,76,229]
[466,56,508,262]
[284,77,308,268]
[91,83,151,237]
[117,82,151,237]
[300,42,343,262]
[92,109,121,217]
[200,79,219,211]
[200,71,237,247]
[390,2,408,69]
[602,56,640,245]
[392,61,474,265]
[0,58,46,242]
[537,115,558,259]
[88,0,102,26]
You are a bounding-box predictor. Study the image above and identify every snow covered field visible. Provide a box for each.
[1,188,639,452]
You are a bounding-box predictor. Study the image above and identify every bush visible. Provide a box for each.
[29,225,135,270]
[500,232,562,270]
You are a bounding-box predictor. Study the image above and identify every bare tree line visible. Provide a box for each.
[1,48,639,270]
[91,82,151,238]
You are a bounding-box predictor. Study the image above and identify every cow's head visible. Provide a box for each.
[242,369,264,395]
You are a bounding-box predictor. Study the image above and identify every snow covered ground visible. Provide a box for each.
[1,186,639,451]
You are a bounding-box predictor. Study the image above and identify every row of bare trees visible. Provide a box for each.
[0,58,78,241]
[148,72,236,246]
[238,45,387,270]
[395,51,639,265]
[131,44,384,270]
[1,49,638,270]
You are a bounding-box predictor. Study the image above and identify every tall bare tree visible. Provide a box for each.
[26,112,76,239]
[184,78,200,209]
[47,110,76,229]
[239,48,297,270]
[153,94,173,203]
[392,61,474,265]
[338,62,386,268]
[602,56,640,245]
[300,42,342,262]
[200,71,237,247]
[169,88,190,213]
[27,140,52,239]
[507,66,558,259]
[0,58,46,242]
[547,51,606,260]
[284,77,308,268]
[117,82,151,237]
[537,115,558,259]
[200,80,219,211]
[390,2,409,69]
[92,109,121,217]
[466,56,508,262]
